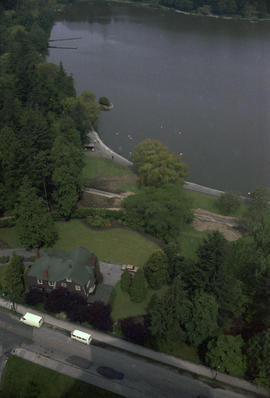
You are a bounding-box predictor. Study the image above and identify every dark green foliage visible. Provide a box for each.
[241,187,270,233]
[247,329,270,388]
[205,335,246,376]
[3,252,25,301]
[0,256,9,263]
[25,289,45,306]
[16,177,58,248]
[132,139,187,188]
[184,290,219,346]
[120,317,149,345]
[99,96,110,106]
[163,241,185,281]
[216,191,241,215]
[121,269,131,292]
[144,249,169,290]
[122,184,193,242]
[87,301,113,331]
[129,269,147,303]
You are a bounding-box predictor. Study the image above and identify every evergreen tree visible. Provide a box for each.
[185,290,219,346]
[144,249,169,290]
[130,269,146,303]
[16,177,58,248]
[121,269,131,292]
[3,252,25,301]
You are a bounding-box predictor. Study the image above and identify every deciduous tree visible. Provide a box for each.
[129,269,146,303]
[3,252,25,301]
[205,335,246,376]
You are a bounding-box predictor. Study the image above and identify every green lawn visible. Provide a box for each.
[111,281,167,321]
[54,220,159,265]
[184,190,247,217]
[1,356,122,398]
[117,183,141,193]
[178,223,210,260]
[82,157,135,180]
[0,227,21,248]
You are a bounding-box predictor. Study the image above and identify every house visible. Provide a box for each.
[27,247,97,299]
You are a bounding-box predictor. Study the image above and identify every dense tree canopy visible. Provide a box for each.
[144,249,169,290]
[3,252,25,301]
[122,184,193,242]
[131,139,187,188]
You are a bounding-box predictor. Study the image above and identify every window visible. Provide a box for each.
[48,281,56,287]
[37,280,43,285]
[61,282,67,288]
[66,278,72,282]
[75,285,81,291]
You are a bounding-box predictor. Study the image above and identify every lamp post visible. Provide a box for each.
[214,365,221,380]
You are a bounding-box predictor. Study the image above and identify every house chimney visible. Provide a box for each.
[69,264,72,269]
[43,270,48,279]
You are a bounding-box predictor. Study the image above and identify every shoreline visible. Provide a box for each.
[88,130,247,199]
[104,0,270,23]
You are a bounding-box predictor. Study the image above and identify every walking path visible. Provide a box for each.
[88,131,247,199]
[0,298,268,397]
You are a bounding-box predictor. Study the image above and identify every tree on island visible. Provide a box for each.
[16,177,58,249]
[131,139,187,188]
[99,96,111,107]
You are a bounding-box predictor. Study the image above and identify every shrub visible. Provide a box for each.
[99,96,110,106]
[45,288,71,313]
[86,215,111,228]
[25,289,45,306]
[0,218,16,228]
[67,304,88,324]
[0,256,9,263]
[87,301,113,331]
[216,191,241,215]
[120,317,149,345]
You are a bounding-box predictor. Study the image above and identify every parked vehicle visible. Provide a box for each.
[71,329,92,345]
[20,312,44,328]
[97,366,124,380]
[121,264,138,273]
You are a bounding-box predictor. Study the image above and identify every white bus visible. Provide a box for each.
[20,312,44,328]
[71,329,92,345]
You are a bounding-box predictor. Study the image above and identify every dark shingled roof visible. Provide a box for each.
[28,247,95,285]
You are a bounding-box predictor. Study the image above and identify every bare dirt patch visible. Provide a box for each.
[192,208,242,241]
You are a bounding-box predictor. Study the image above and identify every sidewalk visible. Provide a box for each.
[0,298,268,397]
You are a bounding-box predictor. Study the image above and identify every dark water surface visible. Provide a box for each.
[47,2,270,194]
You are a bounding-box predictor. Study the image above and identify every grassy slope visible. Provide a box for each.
[54,220,159,265]
[82,157,134,180]
[111,282,167,321]
[0,227,21,248]
[1,356,122,398]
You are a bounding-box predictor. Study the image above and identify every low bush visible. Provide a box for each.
[86,215,111,228]
[216,192,242,215]
[87,301,113,331]
[0,256,9,263]
[0,218,16,228]
[120,316,150,346]
[25,289,45,306]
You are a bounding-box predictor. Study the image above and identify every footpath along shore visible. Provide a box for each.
[88,130,242,199]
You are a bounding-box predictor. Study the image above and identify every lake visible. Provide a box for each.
[47,2,270,194]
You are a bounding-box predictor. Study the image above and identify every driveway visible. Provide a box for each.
[99,262,122,286]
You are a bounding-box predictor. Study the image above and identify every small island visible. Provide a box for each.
[98,96,114,111]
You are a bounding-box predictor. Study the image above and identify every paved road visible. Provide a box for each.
[0,310,250,398]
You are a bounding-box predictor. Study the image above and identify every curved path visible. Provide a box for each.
[88,131,246,199]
